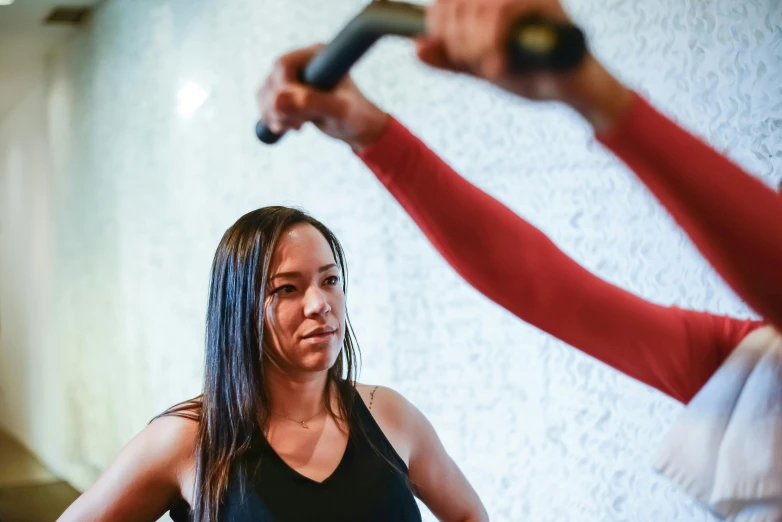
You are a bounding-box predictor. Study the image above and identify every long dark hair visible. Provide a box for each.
[159,206,366,522]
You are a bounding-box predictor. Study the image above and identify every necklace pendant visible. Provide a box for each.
[301,422,309,429]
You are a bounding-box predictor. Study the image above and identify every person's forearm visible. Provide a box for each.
[594,90,782,330]
[563,58,782,328]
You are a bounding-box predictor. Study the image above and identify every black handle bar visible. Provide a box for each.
[257,1,586,144]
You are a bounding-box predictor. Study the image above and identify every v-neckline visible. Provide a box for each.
[261,430,353,486]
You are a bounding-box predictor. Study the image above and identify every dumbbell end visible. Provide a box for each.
[256,120,284,144]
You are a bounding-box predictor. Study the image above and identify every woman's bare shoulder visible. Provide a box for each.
[355,383,414,425]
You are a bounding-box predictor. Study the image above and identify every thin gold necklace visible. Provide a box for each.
[272,406,326,429]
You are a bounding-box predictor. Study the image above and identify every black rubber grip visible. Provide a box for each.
[257,1,586,144]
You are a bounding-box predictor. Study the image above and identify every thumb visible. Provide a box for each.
[275,85,348,121]
[414,37,464,73]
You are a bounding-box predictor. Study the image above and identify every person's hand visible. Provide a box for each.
[257,44,389,151]
[415,0,633,131]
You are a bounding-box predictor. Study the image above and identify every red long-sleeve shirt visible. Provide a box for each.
[357,92,771,404]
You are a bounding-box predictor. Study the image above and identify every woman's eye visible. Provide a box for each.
[325,276,340,285]
[273,284,296,295]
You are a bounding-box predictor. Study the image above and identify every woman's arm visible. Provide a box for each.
[369,386,489,522]
[57,416,196,522]
[358,119,764,404]
[597,92,782,331]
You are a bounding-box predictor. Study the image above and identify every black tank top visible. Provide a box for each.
[169,390,423,522]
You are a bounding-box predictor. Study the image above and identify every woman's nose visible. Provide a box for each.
[303,286,331,317]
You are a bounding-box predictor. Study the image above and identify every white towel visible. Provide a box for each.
[654,325,782,521]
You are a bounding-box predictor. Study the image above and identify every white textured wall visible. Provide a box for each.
[0,0,780,520]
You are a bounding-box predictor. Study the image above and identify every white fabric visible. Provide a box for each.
[655,326,782,521]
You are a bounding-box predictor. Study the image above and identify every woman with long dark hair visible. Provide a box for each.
[58,207,488,522]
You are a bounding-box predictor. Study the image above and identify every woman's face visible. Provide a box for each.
[262,223,346,375]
